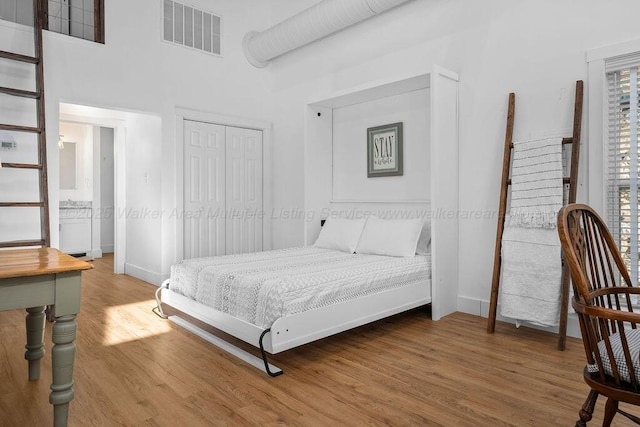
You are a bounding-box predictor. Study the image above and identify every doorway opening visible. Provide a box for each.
[58,102,126,273]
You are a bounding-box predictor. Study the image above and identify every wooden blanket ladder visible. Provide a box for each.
[0,0,50,249]
[486,80,584,350]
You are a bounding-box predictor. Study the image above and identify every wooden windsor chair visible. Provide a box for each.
[558,203,640,426]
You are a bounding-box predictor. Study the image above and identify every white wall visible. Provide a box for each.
[265,0,640,320]
[0,0,274,284]
[332,89,429,201]
[59,104,165,281]
[3,0,640,304]
[124,112,163,282]
[0,128,40,242]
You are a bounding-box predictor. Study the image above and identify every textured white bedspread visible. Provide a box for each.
[169,247,431,329]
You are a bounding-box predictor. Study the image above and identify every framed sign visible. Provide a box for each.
[367,122,403,177]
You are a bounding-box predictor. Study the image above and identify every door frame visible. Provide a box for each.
[59,109,127,274]
[175,107,272,263]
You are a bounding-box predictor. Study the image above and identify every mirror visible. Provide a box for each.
[59,142,77,189]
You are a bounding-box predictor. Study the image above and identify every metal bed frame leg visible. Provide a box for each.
[152,283,169,319]
[155,283,283,377]
[259,329,283,377]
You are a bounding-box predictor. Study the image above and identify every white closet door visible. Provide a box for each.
[183,120,226,259]
[225,126,263,254]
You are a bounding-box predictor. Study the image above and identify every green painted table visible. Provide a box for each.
[0,248,92,427]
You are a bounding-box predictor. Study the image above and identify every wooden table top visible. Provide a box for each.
[0,248,93,280]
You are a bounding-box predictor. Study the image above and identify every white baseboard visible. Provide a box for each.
[124,263,163,286]
[89,249,103,259]
[457,295,581,339]
[456,295,482,316]
[101,244,114,253]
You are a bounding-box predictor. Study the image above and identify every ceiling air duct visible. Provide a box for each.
[243,0,413,68]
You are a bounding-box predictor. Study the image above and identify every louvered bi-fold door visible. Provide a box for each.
[0,0,50,248]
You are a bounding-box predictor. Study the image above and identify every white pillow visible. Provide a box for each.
[313,218,367,254]
[416,221,431,255]
[356,217,423,257]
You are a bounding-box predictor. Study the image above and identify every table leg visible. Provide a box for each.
[49,314,77,427]
[25,306,46,381]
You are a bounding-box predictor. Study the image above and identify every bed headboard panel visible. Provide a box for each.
[327,199,431,220]
[308,199,431,242]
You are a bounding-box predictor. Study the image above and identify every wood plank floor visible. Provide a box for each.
[0,254,636,426]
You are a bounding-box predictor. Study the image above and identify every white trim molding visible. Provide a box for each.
[457,295,581,339]
[586,38,640,216]
[58,106,128,274]
[125,262,163,286]
[587,38,640,64]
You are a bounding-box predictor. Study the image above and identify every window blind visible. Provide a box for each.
[607,63,640,284]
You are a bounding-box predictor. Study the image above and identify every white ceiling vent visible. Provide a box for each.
[163,0,221,55]
[243,0,413,67]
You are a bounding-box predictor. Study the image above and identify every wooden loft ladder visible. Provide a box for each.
[0,0,50,248]
[486,80,584,351]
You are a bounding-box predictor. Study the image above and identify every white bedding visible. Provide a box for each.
[168,247,431,329]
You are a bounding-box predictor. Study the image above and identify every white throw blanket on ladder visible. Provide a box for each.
[500,137,564,327]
